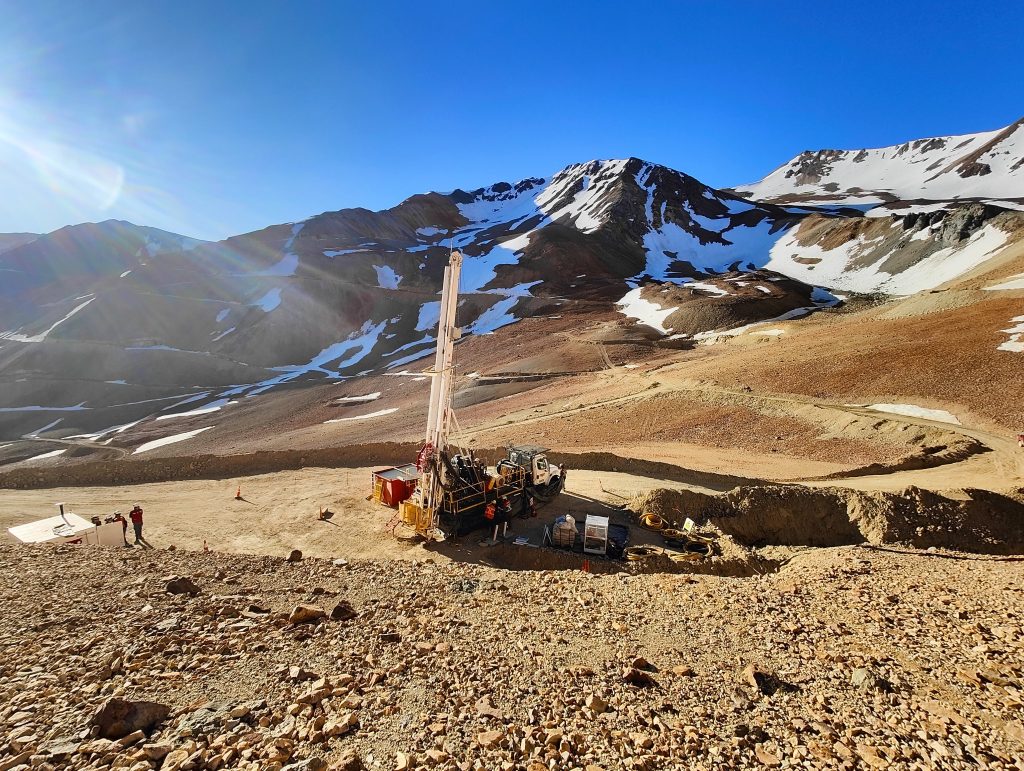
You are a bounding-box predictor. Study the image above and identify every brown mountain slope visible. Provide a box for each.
[677,292,1024,433]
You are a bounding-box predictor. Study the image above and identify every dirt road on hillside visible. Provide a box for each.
[464,363,1024,492]
[809,403,1024,491]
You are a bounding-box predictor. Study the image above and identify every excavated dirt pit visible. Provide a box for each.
[448,520,788,578]
[632,484,1024,555]
[477,545,787,577]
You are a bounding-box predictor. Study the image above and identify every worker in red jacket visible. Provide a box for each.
[128,504,144,544]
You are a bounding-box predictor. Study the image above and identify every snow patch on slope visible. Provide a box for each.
[765,224,1009,295]
[985,272,1024,291]
[254,223,305,276]
[464,296,521,336]
[22,448,67,462]
[415,302,441,332]
[156,398,234,421]
[324,407,398,423]
[460,242,523,293]
[864,404,961,425]
[0,296,95,343]
[67,419,144,442]
[998,315,1024,353]
[616,287,676,334]
[254,288,282,312]
[324,248,365,258]
[688,282,730,297]
[335,392,380,403]
[385,348,434,369]
[373,265,402,289]
[133,426,215,454]
[0,403,88,412]
[236,319,389,396]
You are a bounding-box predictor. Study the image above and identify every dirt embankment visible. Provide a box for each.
[816,435,985,479]
[633,485,1024,555]
[0,445,759,491]
[0,444,418,490]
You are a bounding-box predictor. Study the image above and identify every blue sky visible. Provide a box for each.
[1,0,1021,240]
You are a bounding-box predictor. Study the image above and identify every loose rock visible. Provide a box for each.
[164,576,201,595]
[90,698,171,740]
[289,604,326,624]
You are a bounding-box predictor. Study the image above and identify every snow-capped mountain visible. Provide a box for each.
[733,117,1024,206]
[419,157,804,292]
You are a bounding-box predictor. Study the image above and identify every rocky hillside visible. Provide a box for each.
[0,541,1022,770]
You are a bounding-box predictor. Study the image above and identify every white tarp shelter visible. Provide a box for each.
[8,512,124,546]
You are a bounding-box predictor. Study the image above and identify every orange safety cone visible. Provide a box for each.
[235,484,242,500]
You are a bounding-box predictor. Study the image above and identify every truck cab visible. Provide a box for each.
[504,445,564,497]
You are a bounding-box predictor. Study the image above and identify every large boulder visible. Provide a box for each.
[330,600,358,621]
[91,697,170,740]
[165,576,201,595]
[288,604,326,625]
[331,749,364,770]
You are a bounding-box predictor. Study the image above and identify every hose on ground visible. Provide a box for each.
[639,513,665,531]
[685,540,712,556]
[669,551,704,563]
[624,545,663,561]
[660,526,717,559]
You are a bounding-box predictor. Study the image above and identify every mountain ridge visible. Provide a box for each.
[1,122,1022,446]
[0,232,39,255]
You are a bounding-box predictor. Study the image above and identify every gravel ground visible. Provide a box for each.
[0,542,1022,770]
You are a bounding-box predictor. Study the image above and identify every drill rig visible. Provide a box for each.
[397,250,563,539]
